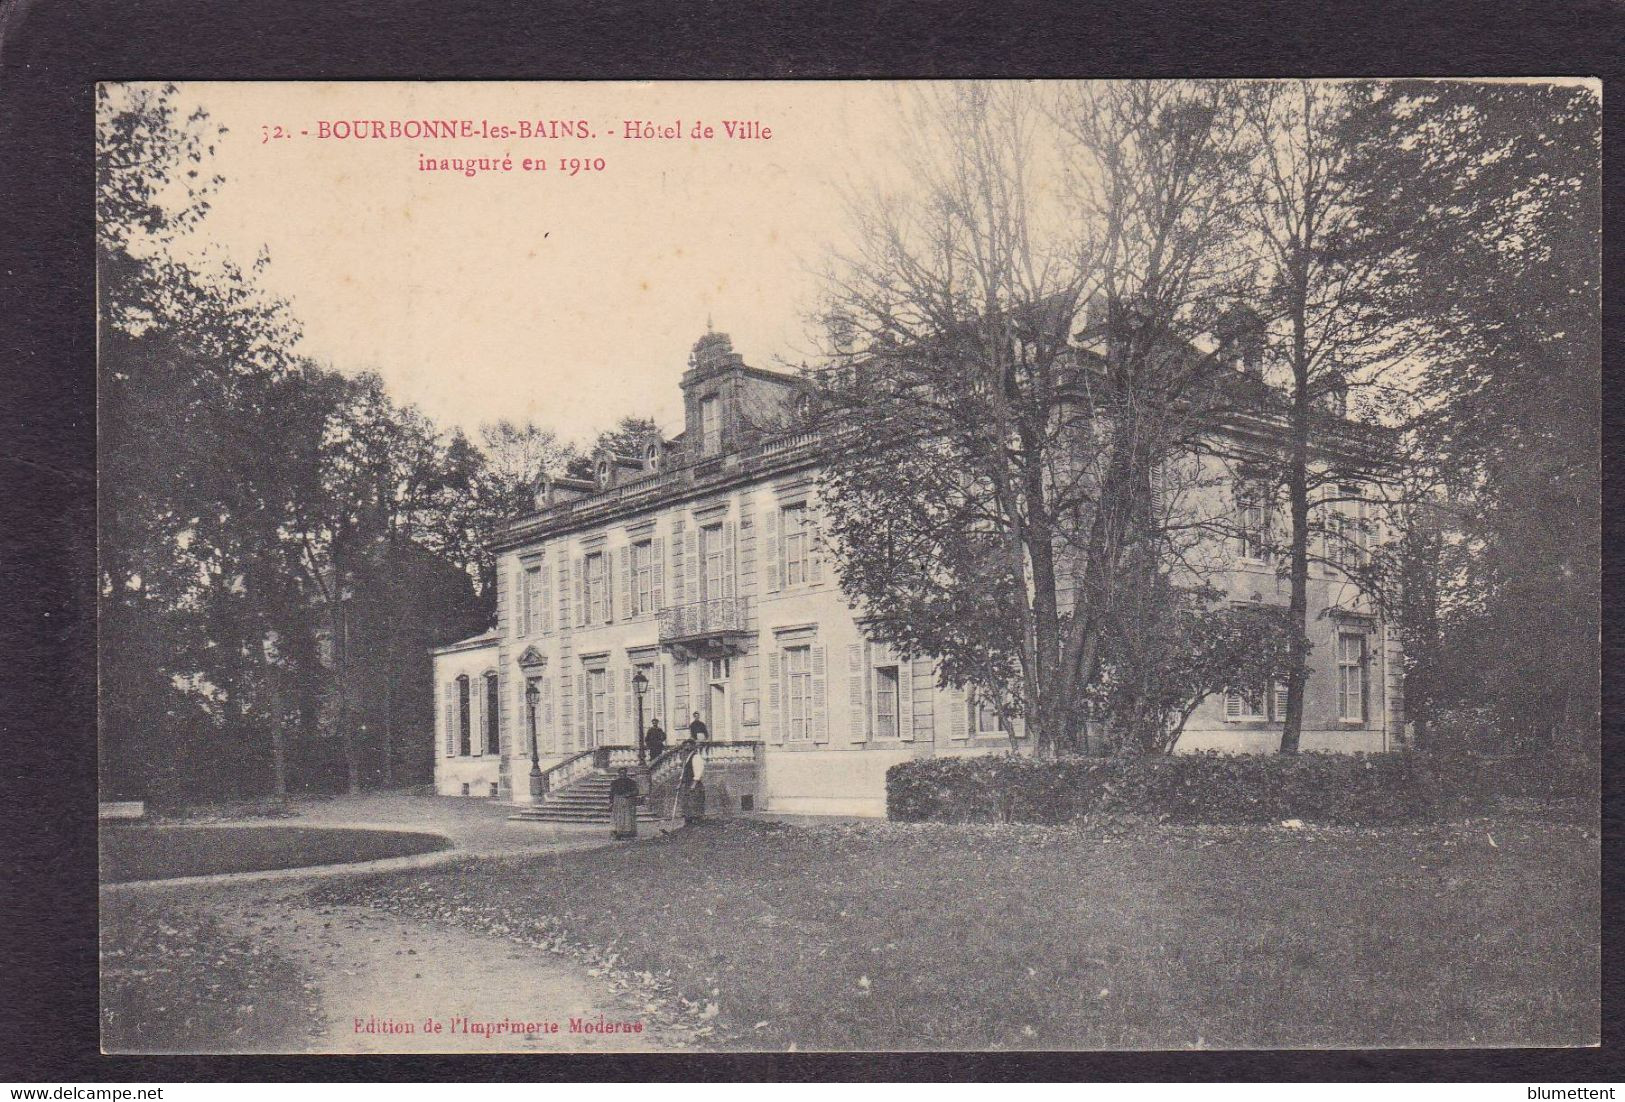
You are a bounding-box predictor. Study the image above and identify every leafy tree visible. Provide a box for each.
[99,84,489,800]
[1343,81,1600,753]
[563,415,660,480]
[1090,583,1296,754]
[98,85,305,799]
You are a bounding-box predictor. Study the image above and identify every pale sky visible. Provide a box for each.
[154,81,914,446]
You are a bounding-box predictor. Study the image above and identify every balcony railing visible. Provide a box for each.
[658,597,748,643]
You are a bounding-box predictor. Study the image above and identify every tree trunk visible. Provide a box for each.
[269,681,289,796]
[1281,297,1311,755]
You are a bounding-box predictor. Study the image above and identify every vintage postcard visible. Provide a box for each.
[97,79,1600,1054]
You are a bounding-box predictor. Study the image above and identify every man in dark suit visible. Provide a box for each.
[644,718,668,761]
[688,711,710,742]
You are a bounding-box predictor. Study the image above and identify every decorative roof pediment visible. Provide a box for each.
[517,645,548,670]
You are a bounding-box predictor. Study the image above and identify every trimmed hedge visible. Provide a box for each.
[886,749,1595,826]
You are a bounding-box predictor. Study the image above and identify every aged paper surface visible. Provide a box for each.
[98,80,1599,1054]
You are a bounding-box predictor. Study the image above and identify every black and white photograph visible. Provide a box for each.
[94,79,1600,1054]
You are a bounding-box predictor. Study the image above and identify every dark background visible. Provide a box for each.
[1,0,1621,1082]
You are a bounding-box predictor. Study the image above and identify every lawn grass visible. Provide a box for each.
[100,825,449,883]
[310,816,1598,1051]
[101,892,320,1053]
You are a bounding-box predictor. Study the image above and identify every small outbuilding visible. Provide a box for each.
[431,629,501,797]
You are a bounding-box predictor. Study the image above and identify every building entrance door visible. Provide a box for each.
[708,682,728,741]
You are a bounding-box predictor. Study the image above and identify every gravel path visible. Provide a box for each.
[200,881,671,1053]
[106,794,681,1052]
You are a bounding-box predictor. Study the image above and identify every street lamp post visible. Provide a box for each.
[632,668,649,769]
[526,680,543,802]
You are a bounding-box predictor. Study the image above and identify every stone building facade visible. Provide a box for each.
[437,330,1402,815]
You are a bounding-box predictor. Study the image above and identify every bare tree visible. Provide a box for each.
[813,81,1258,754]
[1234,81,1402,753]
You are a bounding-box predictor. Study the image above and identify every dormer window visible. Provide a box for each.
[645,442,661,471]
[701,396,721,456]
[596,458,611,488]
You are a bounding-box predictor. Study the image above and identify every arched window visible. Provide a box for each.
[484,671,500,754]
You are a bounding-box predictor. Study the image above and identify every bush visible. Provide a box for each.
[886,749,1595,826]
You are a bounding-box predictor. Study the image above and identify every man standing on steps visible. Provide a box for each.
[608,767,640,840]
[644,717,667,762]
[688,711,710,743]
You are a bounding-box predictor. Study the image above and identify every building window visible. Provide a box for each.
[873,664,899,739]
[782,503,810,587]
[1224,680,1288,723]
[1338,632,1368,724]
[523,564,543,635]
[701,396,721,456]
[632,539,654,615]
[587,667,608,747]
[708,657,731,682]
[456,674,472,756]
[1324,487,1372,571]
[1349,496,1372,566]
[585,551,608,623]
[701,524,726,603]
[1236,481,1271,562]
[784,645,812,742]
[972,694,1002,736]
[484,672,500,754]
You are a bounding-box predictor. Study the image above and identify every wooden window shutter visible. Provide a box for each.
[623,667,634,740]
[651,537,665,613]
[764,507,782,592]
[539,563,552,634]
[723,521,737,600]
[847,643,867,743]
[949,688,968,740]
[1224,688,1243,720]
[557,560,571,631]
[558,673,573,754]
[655,662,667,729]
[1273,681,1288,722]
[617,545,631,619]
[809,505,825,585]
[515,680,526,744]
[898,658,914,740]
[510,570,522,638]
[574,557,586,627]
[606,664,618,736]
[767,651,784,744]
[916,659,936,742]
[577,672,589,750]
[443,684,456,756]
[471,686,484,756]
[684,529,699,604]
[542,675,553,729]
[811,644,828,743]
[668,522,683,607]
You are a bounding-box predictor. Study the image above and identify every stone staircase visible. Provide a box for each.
[508,770,668,825]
